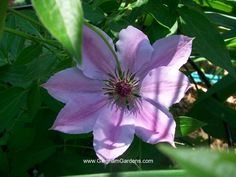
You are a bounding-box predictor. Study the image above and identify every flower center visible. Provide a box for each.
[115,81,132,97]
[103,71,140,110]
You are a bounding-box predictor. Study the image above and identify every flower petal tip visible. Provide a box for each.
[48,125,56,131]
[40,83,47,89]
[180,35,195,41]
[96,152,114,164]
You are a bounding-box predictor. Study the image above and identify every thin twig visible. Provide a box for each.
[4,27,60,48]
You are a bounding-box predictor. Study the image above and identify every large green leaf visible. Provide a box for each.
[178,6,236,79]
[62,170,186,177]
[159,146,236,177]
[32,0,83,64]
[0,0,8,37]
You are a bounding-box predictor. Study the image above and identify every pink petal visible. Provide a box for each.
[150,35,193,70]
[141,67,190,108]
[51,93,107,134]
[93,106,135,163]
[80,25,116,80]
[116,26,153,77]
[42,67,103,103]
[135,98,176,146]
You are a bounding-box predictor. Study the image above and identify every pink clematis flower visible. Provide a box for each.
[43,25,192,163]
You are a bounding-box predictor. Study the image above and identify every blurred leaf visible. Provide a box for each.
[10,109,58,175]
[61,170,186,177]
[0,54,57,87]
[178,6,236,79]
[0,149,9,176]
[11,146,57,176]
[83,3,105,24]
[0,87,27,132]
[130,0,149,8]
[198,75,236,102]
[39,150,105,176]
[1,15,26,59]
[175,116,206,137]
[206,12,236,30]
[7,125,35,152]
[14,10,41,35]
[41,89,64,112]
[0,0,8,37]
[98,0,119,13]
[223,28,236,39]
[15,44,42,65]
[0,12,41,65]
[27,82,42,118]
[145,0,177,29]
[226,37,236,50]
[159,146,236,177]
[146,21,171,43]
[189,97,236,141]
[0,50,7,67]
[32,0,83,64]
[193,0,233,13]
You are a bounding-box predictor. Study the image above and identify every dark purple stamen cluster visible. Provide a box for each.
[115,81,132,97]
[103,71,140,109]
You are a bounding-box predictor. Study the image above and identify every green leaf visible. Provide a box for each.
[145,0,177,29]
[27,82,42,118]
[10,109,58,175]
[0,54,57,88]
[0,0,8,37]
[1,14,26,59]
[11,146,57,176]
[130,0,149,9]
[15,44,42,65]
[0,149,9,176]
[193,0,233,13]
[189,97,236,141]
[159,146,236,177]
[14,10,41,35]
[178,6,236,79]
[206,12,236,30]
[83,3,105,24]
[175,116,206,137]
[32,0,83,64]
[0,87,27,132]
[60,170,186,177]
[145,21,172,43]
[198,75,236,102]
[7,125,35,152]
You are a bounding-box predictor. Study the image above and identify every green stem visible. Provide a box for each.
[4,27,60,48]
[8,9,122,74]
[8,8,42,27]
[84,21,122,75]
